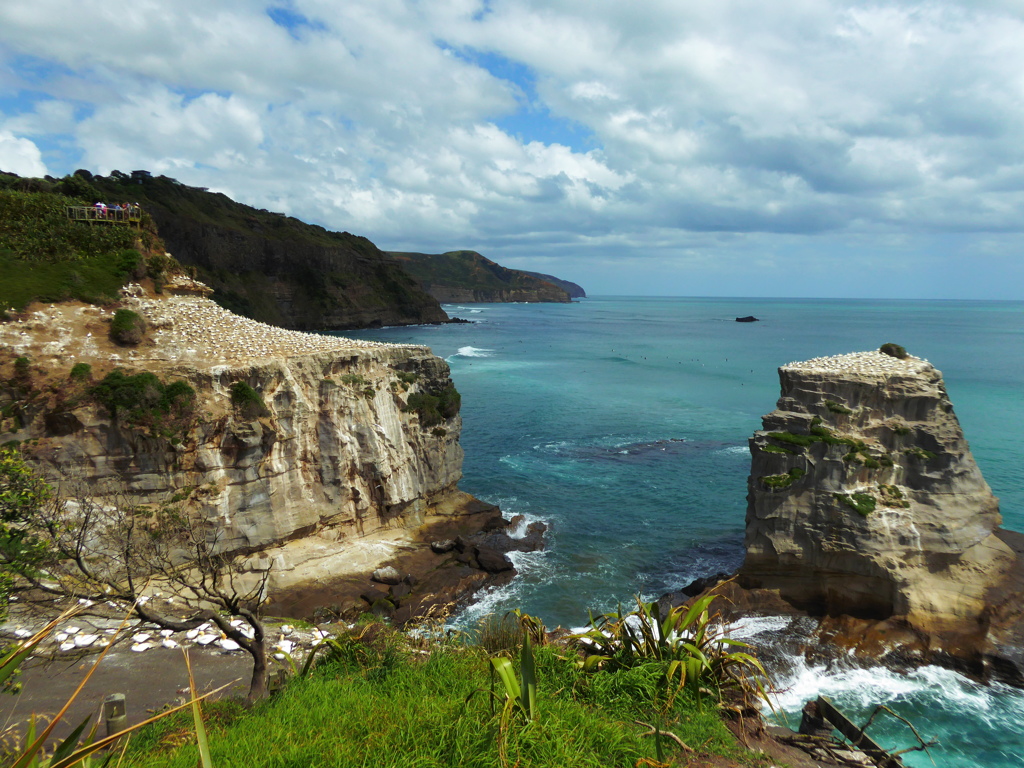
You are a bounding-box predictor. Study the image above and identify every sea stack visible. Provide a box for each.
[739,349,1019,653]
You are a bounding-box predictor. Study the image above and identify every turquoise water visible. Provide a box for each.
[344,296,1024,767]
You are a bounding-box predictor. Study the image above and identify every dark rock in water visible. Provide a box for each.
[680,571,731,597]
[476,546,514,573]
[448,317,472,324]
[431,539,456,554]
[735,315,760,323]
[371,566,403,585]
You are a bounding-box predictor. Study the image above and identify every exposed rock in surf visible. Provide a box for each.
[730,349,1024,685]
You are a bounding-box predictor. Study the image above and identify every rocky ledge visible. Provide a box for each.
[0,282,539,623]
[687,349,1024,686]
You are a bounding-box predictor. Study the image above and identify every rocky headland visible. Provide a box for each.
[389,250,574,303]
[0,277,542,626]
[686,349,1024,686]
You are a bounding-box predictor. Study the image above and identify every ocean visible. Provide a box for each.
[343,296,1024,767]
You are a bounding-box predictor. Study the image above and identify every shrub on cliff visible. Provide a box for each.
[109,308,147,345]
[89,368,196,440]
[879,343,908,359]
[405,385,461,427]
[230,381,270,420]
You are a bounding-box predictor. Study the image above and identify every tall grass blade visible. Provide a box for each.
[519,634,537,721]
[184,650,213,768]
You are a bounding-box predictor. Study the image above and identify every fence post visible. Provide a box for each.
[102,693,127,737]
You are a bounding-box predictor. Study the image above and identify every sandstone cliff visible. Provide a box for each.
[0,283,518,616]
[739,350,1020,660]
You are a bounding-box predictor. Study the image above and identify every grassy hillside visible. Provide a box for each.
[78,171,449,330]
[390,250,572,303]
[0,173,164,310]
[123,619,752,768]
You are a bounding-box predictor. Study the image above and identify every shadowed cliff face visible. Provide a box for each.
[740,351,1013,635]
[87,173,450,330]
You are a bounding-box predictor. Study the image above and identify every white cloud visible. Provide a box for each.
[0,0,1022,297]
[0,131,47,176]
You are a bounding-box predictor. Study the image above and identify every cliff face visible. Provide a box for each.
[0,290,486,601]
[85,173,450,330]
[519,271,587,298]
[740,350,1014,637]
[389,250,572,303]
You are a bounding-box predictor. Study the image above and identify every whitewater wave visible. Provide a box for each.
[449,549,553,629]
[718,445,749,456]
[448,346,494,359]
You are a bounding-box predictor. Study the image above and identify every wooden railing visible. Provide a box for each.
[66,205,143,225]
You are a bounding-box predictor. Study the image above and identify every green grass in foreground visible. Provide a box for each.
[125,633,742,768]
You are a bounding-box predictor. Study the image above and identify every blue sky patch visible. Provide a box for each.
[447,47,597,152]
[266,5,326,39]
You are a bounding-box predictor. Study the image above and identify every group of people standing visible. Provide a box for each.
[91,201,141,219]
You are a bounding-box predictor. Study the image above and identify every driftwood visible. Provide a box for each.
[787,696,936,768]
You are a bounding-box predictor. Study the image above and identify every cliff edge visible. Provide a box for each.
[737,349,1024,682]
[0,280,533,621]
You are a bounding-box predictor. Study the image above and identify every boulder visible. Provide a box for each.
[476,546,514,573]
[371,566,404,586]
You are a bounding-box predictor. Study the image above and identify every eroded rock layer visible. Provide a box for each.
[0,287,498,608]
[740,350,1014,638]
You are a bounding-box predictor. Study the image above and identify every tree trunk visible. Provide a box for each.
[246,638,269,704]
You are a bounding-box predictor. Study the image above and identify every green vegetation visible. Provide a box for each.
[109,308,147,346]
[89,369,196,441]
[390,250,571,300]
[396,371,418,385]
[888,419,912,436]
[405,385,461,427]
[68,362,92,381]
[879,343,908,359]
[0,446,52,618]
[877,484,911,509]
[835,492,877,516]
[824,399,853,415]
[125,602,762,768]
[13,357,30,380]
[338,373,375,400]
[769,425,895,469]
[0,183,150,309]
[761,444,794,455]
[904,446,938,462]
[229,382,270,420]
[760,467,806,490]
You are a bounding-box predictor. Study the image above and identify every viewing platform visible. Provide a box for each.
[66,204,142,226]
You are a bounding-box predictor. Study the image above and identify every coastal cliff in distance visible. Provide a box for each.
[0,279,530,621]
[389,250,573,303]
[4,170,450,331]
[738,349,1024,682]
[520,270,587,298]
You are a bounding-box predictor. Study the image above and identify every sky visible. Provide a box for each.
[1,1,1023,299]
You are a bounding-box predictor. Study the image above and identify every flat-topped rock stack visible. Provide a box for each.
[739,348,1023,681]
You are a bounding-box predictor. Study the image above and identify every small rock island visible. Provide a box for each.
[735,348,1024,684]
